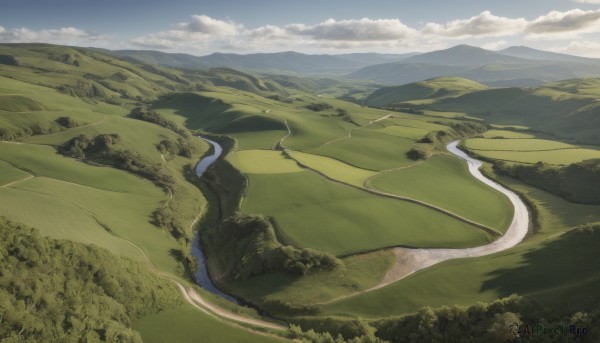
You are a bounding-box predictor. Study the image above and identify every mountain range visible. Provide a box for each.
[114,45,600,87]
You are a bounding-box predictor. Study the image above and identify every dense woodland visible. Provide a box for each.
[0,217,182,342]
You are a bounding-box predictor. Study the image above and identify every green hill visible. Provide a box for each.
[364,77,488,106]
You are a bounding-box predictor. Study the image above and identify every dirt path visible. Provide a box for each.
[323,141,529,304]
[316,113,392,148]
[273,119,291,150]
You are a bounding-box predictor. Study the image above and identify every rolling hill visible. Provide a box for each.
[364,77,488,106]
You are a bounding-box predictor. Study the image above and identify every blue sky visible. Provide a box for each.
[2,0,600,56]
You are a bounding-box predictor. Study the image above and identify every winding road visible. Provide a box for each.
[365,140,530,291]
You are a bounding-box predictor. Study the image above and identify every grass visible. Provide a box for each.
[464,138,577,151]
[287,151,378,187]
[320,165,600,318]
[229,130,287,150]
[226,250,395,312]
[307,129,415,171]
[27,114,184,164]
[242,171,490,256]
[368,154,513,231]
[471,148,600,165]
[0,160,30,185]
[228,150,303,174]
[375,125,430,140]
[482,129,536,139]
[133,304,284,343]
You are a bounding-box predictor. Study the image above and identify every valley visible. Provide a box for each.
[0,41,599,342]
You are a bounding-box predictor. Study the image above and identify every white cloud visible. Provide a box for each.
[0,26,109,44]
[286,18,417,41]
[482,40,509,50]
[550,40,600,57]
[526,9,600,35]
[176,15,240,36]
[423,11,527,38]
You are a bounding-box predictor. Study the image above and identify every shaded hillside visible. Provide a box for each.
[364,77,487,106]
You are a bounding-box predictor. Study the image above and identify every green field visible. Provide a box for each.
[242,171,490,256]
[482,129,536,139]
[321,166,600,318]
[133,304,284,343]
[228,150,303,174]
[307,129,416,171]
[465,138,577,151]
[287,151,377,187]
[368,154,513,230]
[472,148,600,165]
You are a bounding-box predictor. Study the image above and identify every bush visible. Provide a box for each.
[55,116,81,128]
[0,54,19,66]
[214,214,343,281]
[306,102,333,112]
[61,133,174,186]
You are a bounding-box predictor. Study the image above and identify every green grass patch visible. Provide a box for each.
[226,250,395,313]
[307,129,415,171]
[133,304,284,343]
[321,168,600,318]
[242,171,490,256]
[482,129,536,139]
[228,150,303,174]
[368,154,513,231]
[465,138,577,151]
[0,160,30,185]
[472,148,600,165]
[288,151,378,187]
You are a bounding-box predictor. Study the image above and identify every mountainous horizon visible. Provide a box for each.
[112,44,600,86]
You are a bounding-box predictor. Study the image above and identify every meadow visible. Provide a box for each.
[241,170,491,255]
[321,165,600,318]
[367,154,513,231]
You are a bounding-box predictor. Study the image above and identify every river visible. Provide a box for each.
[191,137,238,303]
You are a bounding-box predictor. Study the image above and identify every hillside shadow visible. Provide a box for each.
[480,226,600,308]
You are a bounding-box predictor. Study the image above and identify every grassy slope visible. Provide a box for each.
[133,304,284,343]
[322,165,600,318]
[0,45,285,342]
[463,137,600,165]
[368,154,513,231]
[364,77,488,107]
[241,171,489,256]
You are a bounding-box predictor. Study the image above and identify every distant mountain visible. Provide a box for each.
[115,50,413,75]
[499,46,598,63]
[348,45,600,86]
[115,50,208,69]
[402,45,528,66]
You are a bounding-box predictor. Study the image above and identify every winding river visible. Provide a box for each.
[191,136,530,301]
[191,138,238,303]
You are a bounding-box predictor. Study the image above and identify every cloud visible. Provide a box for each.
[572,0,600,3]
[176,15,240,36]
[482,40,509,50]
[423,11,527,38]
[526,8,600,35]
[132,14,244,50]
[0,26,109,44]
[285,18,417,41]
[550,40,600,57]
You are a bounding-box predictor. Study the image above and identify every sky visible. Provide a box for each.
[2,0,600,56]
